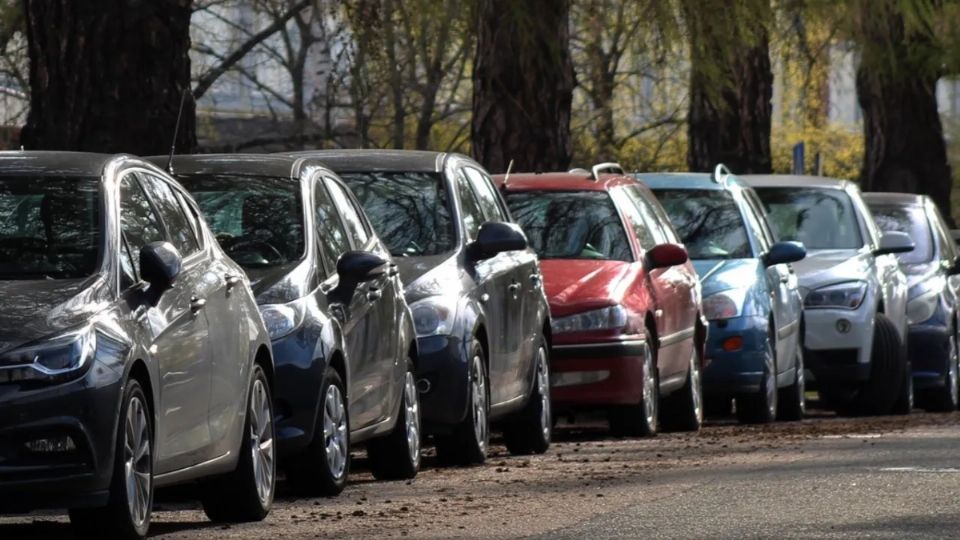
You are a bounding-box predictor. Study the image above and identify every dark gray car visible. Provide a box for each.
[284,150,552,465]
[159,154,421,496]
[0,152,275,539]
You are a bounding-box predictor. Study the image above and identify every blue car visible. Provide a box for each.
[639,167,807,423]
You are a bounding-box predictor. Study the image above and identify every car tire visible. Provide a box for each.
[70,379,153,540]
[436,338,489,466]
[922,332,959,412]
[608,340,659,437]
[891,359,914,415]
[846,313,905,416]
[286,368,350,496]
[660,341,703,432]
[777,343,806,421]
[201,364,275,522]
[737,330,778,424]
[368,359,421,480]
[504,337,552,454]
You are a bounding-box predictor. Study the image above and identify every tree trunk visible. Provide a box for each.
[20,0,195,154]
[684,0,773,174]
[856,2,953,225]
[472,0,575,174]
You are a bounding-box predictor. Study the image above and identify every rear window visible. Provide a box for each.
[869,204,933,264]
[505,191,632,262]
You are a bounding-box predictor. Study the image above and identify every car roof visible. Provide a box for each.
[148,153,315,179]
[862,192,927,207]
[279,149,452,174]
[635,172,751,191]
[494,171,639,192]
[0,150,121,177]
[740,174,852,190]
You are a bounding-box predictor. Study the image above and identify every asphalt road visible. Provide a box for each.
[2,409,959,539]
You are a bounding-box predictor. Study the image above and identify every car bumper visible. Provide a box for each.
[803,305,872,383]
[416,334,470,433]
[908,323,952,389]
[270,324,327,459]
[0,363,123,512]
[549,340,648,407]
[702,316,768,395]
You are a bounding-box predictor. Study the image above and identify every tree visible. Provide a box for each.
[472,0,576,173]
[20,0,196,154]
[682,0,774,174]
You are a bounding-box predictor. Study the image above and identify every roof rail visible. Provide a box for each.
[568,167,590,174]
[712,163,733,185]
[590,162,624,181]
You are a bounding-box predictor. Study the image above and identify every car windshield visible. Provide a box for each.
[653,189,752,259]
[0,176,100,280]
[753,187,863,250]
[869,204,933,264]
[505,191,632,261]
[338,171,454,257]
[179,175,304,269]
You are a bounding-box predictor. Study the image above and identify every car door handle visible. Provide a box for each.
[366,287,382,302]
[224,274,242,291]
[190,296,206,314]
[508,282,522,294]
[387,264,399,278]
[529,273,541,287]
[779,276,790,283]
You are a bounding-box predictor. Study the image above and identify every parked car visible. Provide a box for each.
[158,154,421,495]
[864,192,960,411]
[641,167,807,423]
[283,150,552,464]
[498,165,705,436]
[744,175,914,415]
[0,152,275,539]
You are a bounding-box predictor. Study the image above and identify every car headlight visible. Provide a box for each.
[411,297,458,337]
[804,281,868,310]
[907,290,939,325]
[260,299,308,340]
[0,325,97,382]
[551,305,627,334]
[702,289,749,321]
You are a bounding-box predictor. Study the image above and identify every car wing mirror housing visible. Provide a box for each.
[764,241,806,267]
[875,231,915,256]
[337,250,388,283]
[140,241,182,306]
[468,221,528,261]
[645,243,689,270]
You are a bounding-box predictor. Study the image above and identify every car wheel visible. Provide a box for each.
[286,368,350,496]
[737,330,778,424]
[847,313,906,416]
[201,364,275,522]
[891,359,914,415]
[922,332,959,412]
[368,359,422,479]
[70,379,153,540]
[436,338,489,466]
[608,340,659,437]
[504,337,552,454]
[660,341,703,432]
[777,343,806,421]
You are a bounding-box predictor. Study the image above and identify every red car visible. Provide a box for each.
[496,168,705,436]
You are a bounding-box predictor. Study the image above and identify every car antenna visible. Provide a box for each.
[166,90,188,175]
[501,159,515,190]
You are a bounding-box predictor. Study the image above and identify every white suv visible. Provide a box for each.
[745,175,914,415]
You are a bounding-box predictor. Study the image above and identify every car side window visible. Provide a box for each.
[739,194,772,253]
[929,205,957,261]
[314,178,352,272]
[175,191,205,250]
[119,174,164,276]
[119,238,138,290]
[464,167,508,222]
[614,188,658,251]
[455,169,485,241]
[139,173,200,257]
[326,178,370,249]
[744,190,777,247]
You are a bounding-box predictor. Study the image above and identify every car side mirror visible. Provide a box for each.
[645,243,688,270]
[140,241,182,306]
[764,241,806,267]
[468,222,528,261]
[874,231,915,256]
[337,251,388,283]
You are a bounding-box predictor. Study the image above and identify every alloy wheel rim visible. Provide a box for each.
[536,347,551,441]
[950,335,958,406]
[796,349,806,415]
[643,346,658,428]
[690,350,703,423]
[249,379,275,506]
[471,355,488,452]
[323,384,348,480]
[403,371,421,466]
[766,341,777,417]
[124,396,151,529]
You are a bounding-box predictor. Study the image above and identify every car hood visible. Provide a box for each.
[398,253,463,304]
[790,249,873,289]
[692,259,763,297]
[540,259,632,318]
[248,260,314,305]
[900,261,939,291]
[0,276,112,353]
